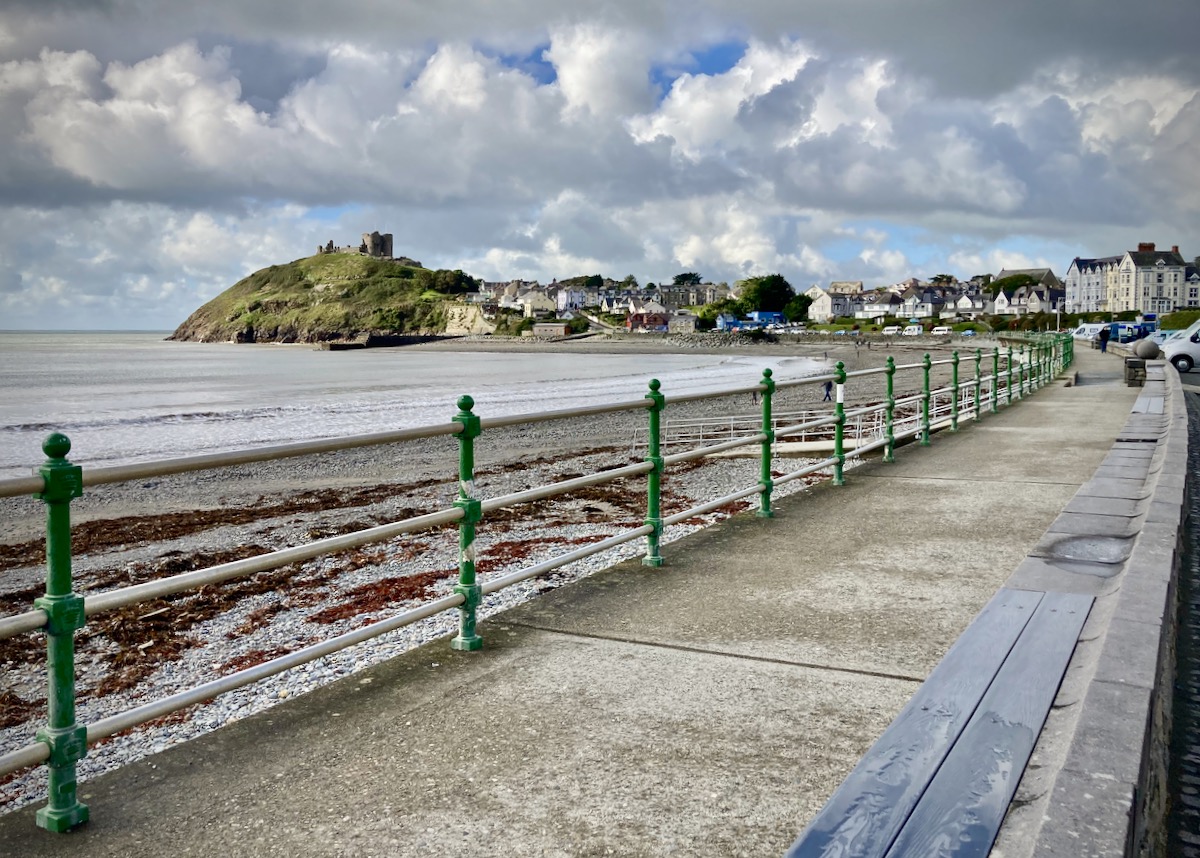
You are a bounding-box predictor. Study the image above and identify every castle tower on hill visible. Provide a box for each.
[317,231,394,259]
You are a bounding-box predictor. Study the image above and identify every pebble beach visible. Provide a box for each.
[0,332,987,813]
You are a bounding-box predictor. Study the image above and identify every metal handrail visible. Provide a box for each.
[0,337,1074,829]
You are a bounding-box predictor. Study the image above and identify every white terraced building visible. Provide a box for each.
[1065,242,1198,316]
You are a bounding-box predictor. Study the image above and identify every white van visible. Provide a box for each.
[1071,323,1107,341]
[931,326,953,335]
[881,325,901,335]
[1163,319,1200,373]
[901,325,923,336]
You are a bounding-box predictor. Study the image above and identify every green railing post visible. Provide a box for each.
[883,356,896,463]
[950,351,960,432]
[451,396,483,651]
[973,349,982,421]
[1022,345,1030,397]
[757,369,775,518]
[833,362,847,485]
[991,347,1000,413]
[643,379,666,564]
[33,433,89,833]
[919,353,931,446]
[1006,347,1014,406]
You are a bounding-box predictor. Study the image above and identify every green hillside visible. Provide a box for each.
[169,254,477,343]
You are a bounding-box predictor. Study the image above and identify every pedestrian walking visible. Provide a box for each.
[823,380,833,402]
[1098,326,1110,354]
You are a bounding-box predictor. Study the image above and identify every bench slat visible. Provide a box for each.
[883,591,1092,858]
[785,588,1043,858]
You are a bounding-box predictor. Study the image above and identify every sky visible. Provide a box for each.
[0,1,1197,330]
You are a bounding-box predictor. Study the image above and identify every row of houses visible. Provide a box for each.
[1064,242,1200,315]
[804,268,1065,323]
[465,240,1196,332]
[470,279,734,319]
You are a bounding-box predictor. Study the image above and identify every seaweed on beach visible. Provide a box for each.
[0,481,445,570]
[0,689,42,731]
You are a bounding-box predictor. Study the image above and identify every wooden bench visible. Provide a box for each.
[785,587,1092,858]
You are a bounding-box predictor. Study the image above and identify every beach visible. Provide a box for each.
[0,332,986,812]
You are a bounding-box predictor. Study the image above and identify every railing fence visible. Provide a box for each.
[0,337,1072,831]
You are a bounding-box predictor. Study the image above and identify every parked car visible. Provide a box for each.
[960,330,977,337]
[931,326,953,335]
[881,325,901,335]
[901,325,923,336]
[1164,319,1200,373]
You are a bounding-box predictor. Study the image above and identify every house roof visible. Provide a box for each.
[1125,250,1187,267]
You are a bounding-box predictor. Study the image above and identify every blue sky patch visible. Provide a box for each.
[491,44,557,85]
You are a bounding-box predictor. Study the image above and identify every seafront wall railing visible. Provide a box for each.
[0,338,1071,831]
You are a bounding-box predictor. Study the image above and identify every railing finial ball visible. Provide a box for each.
[648,378,661,391]
[456,395,475,412]
[43,433,71,459]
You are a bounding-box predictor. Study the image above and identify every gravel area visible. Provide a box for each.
[0,338,977,815]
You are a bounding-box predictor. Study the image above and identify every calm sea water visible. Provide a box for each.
[0,332,824,478]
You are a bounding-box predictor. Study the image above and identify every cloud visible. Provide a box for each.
[0,3,1196,328]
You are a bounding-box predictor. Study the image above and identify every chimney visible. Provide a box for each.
[1138,242,1155,252]
[1172,245,1179,254]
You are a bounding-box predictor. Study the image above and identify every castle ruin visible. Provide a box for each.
[318,231,394,259]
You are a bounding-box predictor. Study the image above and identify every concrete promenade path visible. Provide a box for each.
[0,347,1141,858]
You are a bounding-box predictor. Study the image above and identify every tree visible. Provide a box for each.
[621,274,639,289]
[415,268,477,294]
[930,273,956,286]
[736,274,795,312]
[783,294,812,323]
[673,272,703,285]
[696,298,741,330]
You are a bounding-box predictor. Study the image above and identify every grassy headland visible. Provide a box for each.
[169,254,474,343]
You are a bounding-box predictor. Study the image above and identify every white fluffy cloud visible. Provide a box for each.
[0,2,1196,329]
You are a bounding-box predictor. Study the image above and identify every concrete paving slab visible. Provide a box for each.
[1091,617,1161,690]
[1044,510,1144,538]
[1077,477,1151,500]
[1006,555,1125,596]
[1093,465,1153,481]
[0,623,915,858]
[504,473,1076,679]
[1063,495,1144,517]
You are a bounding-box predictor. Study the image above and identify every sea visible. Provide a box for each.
[0,332,826,479]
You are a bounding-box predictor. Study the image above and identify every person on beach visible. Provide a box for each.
[823,380,833,401]
[1098,326,1110,353]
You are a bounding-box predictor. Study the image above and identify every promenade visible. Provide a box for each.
[0,347,1148,858]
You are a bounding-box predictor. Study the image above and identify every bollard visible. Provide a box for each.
[950,351,960,432]
[833,362,846,485]
[973,349,982,421]
[757,369,775,519]
[991,348,1000,413]
[451,396,483,651]
[33,433,89,832]
[643,379,666,564]
[883,356,896,463]
[920,353,931,446]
